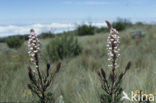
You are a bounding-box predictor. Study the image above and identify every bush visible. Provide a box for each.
[22,34,29,40]
[131,29,146,39]
[112,21,126,31]
[0,37,6,43]
[56,30,76,37]
[6,36,24,48]
[95,27,109,33]
[46,35,82,61]
[76,24,96,36]
[39,32,55,39]
[0,34,28,43]
[112,18,132,31]
[135,22,144,26]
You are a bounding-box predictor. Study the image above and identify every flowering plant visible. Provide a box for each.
[27,29,61,103]
[97,21,131,103]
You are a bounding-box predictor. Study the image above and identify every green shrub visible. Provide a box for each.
[76,24,96,36]
[135,22,144,26]
[0,37,6,43]
[96,27,109,33]
[56,30,76,37]
[0,34,28,43]
[10,35,29,40]
[22,34,29,40]
[112,18,132,31]
[6,36,24,49]
[39,32,55,39]
[46,35,82,61]
[112,21,126,31]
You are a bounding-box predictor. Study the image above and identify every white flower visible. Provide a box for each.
[108,58,111,61]
[28,29,40,63]
[30,58,34,62]
[32,69,36,73]
[108,65,112,67]
[31,54,35,57]
[34,50,38,53]
[106,26,120,68]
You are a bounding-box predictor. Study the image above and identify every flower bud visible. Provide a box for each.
[110,72,114,83]
[125,61,131,72]
[47,62,51,77]
[55,61,61,73]
[101,69,106,79]
[27,66,34,82]
[97,70,102,78]
[118,72,124,81]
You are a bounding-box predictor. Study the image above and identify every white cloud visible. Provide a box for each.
[0,22,107,37]
[0,23,75,37]
[92,22,107,27]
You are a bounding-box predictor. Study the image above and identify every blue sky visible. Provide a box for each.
[0,0,156,36]
[1,0,156,23]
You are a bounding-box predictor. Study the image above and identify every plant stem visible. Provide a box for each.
[35,54,45,103]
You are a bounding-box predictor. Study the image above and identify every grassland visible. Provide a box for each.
[0,24,156,103]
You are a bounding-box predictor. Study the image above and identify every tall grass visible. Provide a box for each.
[0,24,156,103]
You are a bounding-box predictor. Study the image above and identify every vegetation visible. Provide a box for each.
[76,24,96,36]
[131,29,146,39]
[97,21,131,103]
[112,18,132,31]
[0,23,156,103]
[38,32,55,39]
[27,29,61,103]
[0,19,133,44]
[46,35,82,61]
[6,36,24,49]
[0,37,6,42]
[95,27,109,33]
[0,34,29,43]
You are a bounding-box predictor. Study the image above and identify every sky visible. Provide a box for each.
[0,0,156,36]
